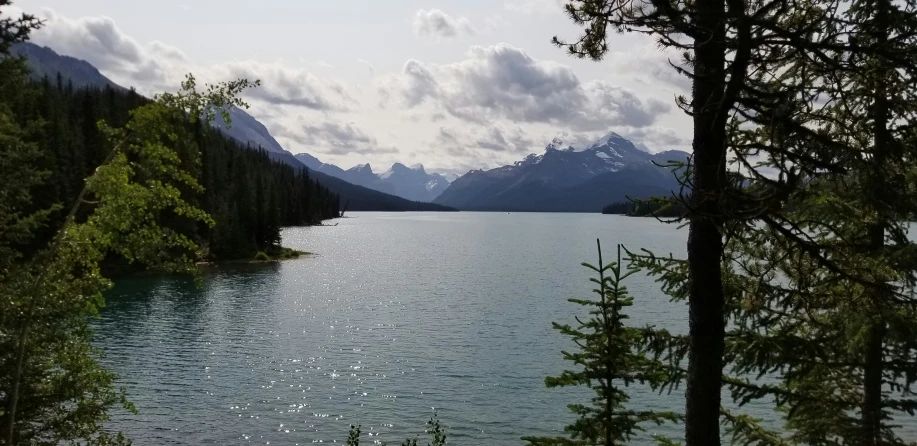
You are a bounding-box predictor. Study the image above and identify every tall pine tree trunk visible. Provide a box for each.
[686,0,728,442]
[863,0,890,441]
[863,319,885,444]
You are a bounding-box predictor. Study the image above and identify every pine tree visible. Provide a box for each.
[719,0,917,439]
[0,72,257,444]
[0,1,39,55]
[4,75,340,261]
[550,0,842,442]
[523,240,681,445]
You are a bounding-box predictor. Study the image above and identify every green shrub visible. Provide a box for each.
[253,251,270,261]
[347,416,446,446]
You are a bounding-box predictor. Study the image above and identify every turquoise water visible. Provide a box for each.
[94,212,789,444]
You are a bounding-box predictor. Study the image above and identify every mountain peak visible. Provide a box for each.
[586,131,648,158]
[370,162,449,200]
[386,162,426,173]
[380,162,413,180]
[433,131,684,211]
[601,131,623,140]
[515,153,543,167]
[591,131,629,149]
[348,163,373,173]
[546,135,586,152]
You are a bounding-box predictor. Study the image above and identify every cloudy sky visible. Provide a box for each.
[7,0,691,176]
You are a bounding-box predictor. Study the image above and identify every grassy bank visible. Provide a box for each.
[198,246,312,266]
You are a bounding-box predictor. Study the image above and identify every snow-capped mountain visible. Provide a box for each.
[292,156,451,202]
[433,132,689,212]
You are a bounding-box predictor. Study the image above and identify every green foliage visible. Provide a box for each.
[347,425,361,446]
[601,200,686,219]
[266,246,306,259]
[0,102,55,273]
[0,1,41,55]
[721,179,917,445]
[5,76,339,262]
[0,65,262,444]
[712,0,917,442]
[554,0,917,443]
[524,240,681,445]
[253,251,270,261]
[0,16,336,438]
[346,416,447,446]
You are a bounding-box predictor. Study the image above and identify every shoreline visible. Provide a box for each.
[196,247,312,266]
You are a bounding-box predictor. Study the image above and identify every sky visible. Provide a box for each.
[6,0,692,176]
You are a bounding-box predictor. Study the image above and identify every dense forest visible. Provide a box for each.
[7,74,340,261]
[601,200,686,218]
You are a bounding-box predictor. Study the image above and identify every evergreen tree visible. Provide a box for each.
[523,240,680,445]
[0,66,53,275]
[718,0,917,440]
[550,0,917,443]
[0,1,39,55]
[2,75,340,261]
[0,55,258,443]
[551,0,831,442]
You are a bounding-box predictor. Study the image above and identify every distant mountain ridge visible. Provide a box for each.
[11,42,455,213]
[294,155,450,202]
[433,132,689,212]
[10,42,122,90]
[379,163,450,202]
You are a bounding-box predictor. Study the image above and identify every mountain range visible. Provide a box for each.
[11,42,454,212]
[294,154,450,202]
[433,132,689,212]
[12,41,686,214]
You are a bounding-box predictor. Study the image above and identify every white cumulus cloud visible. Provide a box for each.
[378,43,670,132]
[22,8,356,111]
[274,117,397,156]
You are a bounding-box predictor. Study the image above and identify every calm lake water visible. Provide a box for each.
[94,212,906,445]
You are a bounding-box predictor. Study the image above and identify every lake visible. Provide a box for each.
[94,212,755,444]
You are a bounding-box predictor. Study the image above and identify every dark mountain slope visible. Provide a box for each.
[10,42,121,90]
[306,170,455,212]
[434,132,687,212]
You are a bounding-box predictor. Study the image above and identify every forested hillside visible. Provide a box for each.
[601,200,686,218]
[7,74,340,260]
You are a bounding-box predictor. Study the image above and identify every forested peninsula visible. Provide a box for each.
[9,74,340,263]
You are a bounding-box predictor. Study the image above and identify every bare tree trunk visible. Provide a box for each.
[863,319,885,445]
[863,0,890,441]
[685,0,728,442]
[5,323,28,446]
